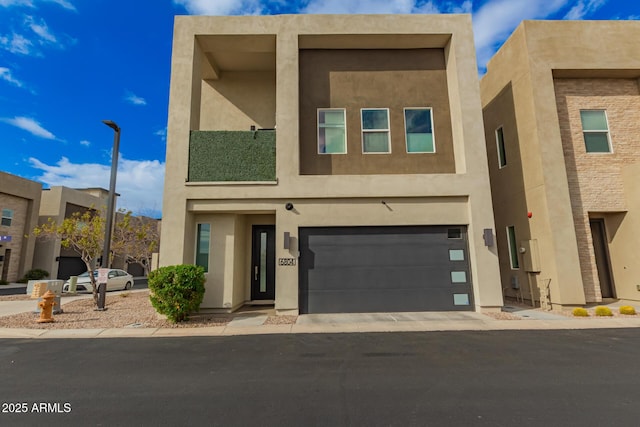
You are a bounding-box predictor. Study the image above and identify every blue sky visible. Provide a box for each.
[1,0,637,218]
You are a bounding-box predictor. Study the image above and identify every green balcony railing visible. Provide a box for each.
[188,130,276,182]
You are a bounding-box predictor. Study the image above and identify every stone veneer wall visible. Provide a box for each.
[0,194,29,282]
[554,78,640,302]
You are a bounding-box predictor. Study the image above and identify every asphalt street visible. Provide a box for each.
[1,329,639,426]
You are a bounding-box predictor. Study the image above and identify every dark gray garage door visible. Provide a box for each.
[299,226,473,314]
[57,256,86,280]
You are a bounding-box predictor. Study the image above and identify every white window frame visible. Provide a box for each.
[361,108,391,154]
[195,223,211,273]
[403,107,435,154]
[506,225,519,270]
[496,126,507,168]
[580,109,613,154]
[1,209,13,227]
[317,108,347,155]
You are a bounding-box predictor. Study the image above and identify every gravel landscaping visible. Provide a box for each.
[0,290,298,329]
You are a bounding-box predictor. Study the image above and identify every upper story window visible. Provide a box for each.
[318,108,347,154]
[580,110,612,153]
[496,126,507,168]
[361,108,390,153]
[1,209,13,227]
[404,108,435,153]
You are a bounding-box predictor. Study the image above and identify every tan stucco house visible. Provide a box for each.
[0,171,42,282]
[160,14,503,314]
[33,186,110,280]
[480,20,640,308]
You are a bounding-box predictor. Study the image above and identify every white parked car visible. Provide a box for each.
[63,269,134,293]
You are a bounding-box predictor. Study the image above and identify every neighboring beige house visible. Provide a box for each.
[480,20,640,307]
[0,172,42,282]
[32,186,110,280]
[160,14,503,314]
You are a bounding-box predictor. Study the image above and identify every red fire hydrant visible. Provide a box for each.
[37,290,57,323]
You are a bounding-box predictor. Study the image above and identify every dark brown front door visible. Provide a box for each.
[251,225,275,301]
[1,249,9,281]
[590,219,615,299]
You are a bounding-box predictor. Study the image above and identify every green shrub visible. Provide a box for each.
[148,265,205,322]
[0,279,8,286]
[572,307,589,317]
[619,305,636,315]
[21,269,50,281]
[594,306,613,317]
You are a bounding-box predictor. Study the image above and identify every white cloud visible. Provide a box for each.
[25,15,58,44]
[564,0,606,20]
[125,92,147,106]
[0,0,75,9]
[472,0,569,69]
[0,32,35,55]
[173,0,264,15]
[80,139,90,147]
[174,0,470,16]
[155,127,167,141]
[1,116,55,139]
[0,0,34,7]
[29,156,165,217]
[0,67,25,88]
[303,0,416,14]
[45,0,76,11]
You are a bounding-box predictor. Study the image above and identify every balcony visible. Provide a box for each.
[188,130,276,182]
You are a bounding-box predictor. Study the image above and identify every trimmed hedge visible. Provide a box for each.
[619,305,637,315]
[188,130,276,182]
[594,306,613,317]
[572,307,589,317]
[148,265,206,323]
[18,268,49,283]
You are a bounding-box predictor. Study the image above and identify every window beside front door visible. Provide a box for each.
[195,223,210,273]
[580,110,612,153]
[506,225,519,269]
[404,108,435,153]
[318,108,347,154]
[361,108,391,153]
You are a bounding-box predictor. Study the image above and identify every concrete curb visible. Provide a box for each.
[2,317,640,339]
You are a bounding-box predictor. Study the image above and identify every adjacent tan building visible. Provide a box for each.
[0,171,42,282]
[161,14,503,314]
[33,186,110,280]
[480,20,640,307]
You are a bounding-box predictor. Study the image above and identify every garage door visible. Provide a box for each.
[57,256,86,280]
[299,226,473,313]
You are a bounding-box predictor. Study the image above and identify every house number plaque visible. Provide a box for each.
[278,258,296,266]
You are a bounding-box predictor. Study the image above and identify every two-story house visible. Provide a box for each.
[160,14,503,314]
[0,171,42,283]
[481,21,640,308]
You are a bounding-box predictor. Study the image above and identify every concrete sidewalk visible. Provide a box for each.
[1,308,640,339]
[2,286,640,339]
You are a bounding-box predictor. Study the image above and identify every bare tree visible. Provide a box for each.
[33,210,106,306]
[113,210,160,276]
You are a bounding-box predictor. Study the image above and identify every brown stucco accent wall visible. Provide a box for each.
[299,49,455,175]
[481,84,531,300]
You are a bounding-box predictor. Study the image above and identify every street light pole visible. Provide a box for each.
[98,120,120,310]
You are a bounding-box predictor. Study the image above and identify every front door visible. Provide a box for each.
[251,225,275,301]
[590,219,615,299]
